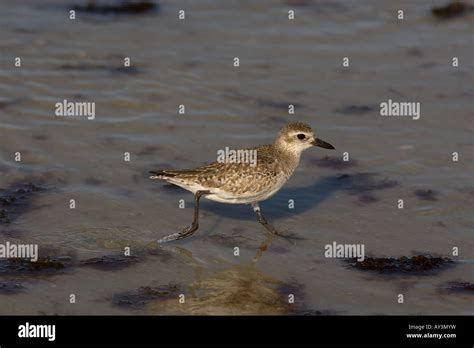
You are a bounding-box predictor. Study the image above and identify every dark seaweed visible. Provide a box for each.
[0,182,45,224]
[334,105,375,115]
[414,189,439,201]
[347,255,453,275]
[81,255,141,271]
[0,257,66,275]
[441,281,474,294]
[0,280,25,295]
[0,98,17,109]
[357,194,379,204]
[60,63,141,75]
[338,173,398,194]
[108,66,141,75]
[73,1,158,15]
[293,309,338,315]
[60,63,106,71]
[432,1,473,19]
[112,283,182,309]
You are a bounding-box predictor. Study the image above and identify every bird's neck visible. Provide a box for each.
[274,141,301,177]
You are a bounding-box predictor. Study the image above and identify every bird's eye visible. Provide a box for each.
[297,134,306,140]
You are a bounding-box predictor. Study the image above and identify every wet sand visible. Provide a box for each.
[0,0,473,315]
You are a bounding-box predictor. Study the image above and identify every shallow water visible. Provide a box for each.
[0,0,473,315]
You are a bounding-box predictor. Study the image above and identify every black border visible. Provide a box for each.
[0,315,472,345]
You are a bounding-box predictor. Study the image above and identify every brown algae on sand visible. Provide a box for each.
[72,1,158,15]
[81,254,142,271]
[440,281,474,294]
[414,189,439,201]
[338,173,398,193]
[347,255,454,275]
[432,1,474,19]
[0,182,45,224]
[0,280,26,295]
[335,105,376,115]
[112,283,183,309]
[0,257,66,275]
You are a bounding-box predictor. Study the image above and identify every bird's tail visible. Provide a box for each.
[149,170,176,180]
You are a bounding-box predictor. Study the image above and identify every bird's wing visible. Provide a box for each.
[151,145,282,194]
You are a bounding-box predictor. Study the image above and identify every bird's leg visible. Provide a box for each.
[251,202,302,242]
[251,202,283,236]
[158,190,210,243]
[176,190,210,240]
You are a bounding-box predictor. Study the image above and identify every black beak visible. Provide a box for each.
[313,138,335,150]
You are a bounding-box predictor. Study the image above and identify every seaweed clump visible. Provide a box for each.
[0,257,66,275]
[334,105,375,115]
[112,284,182,309]
[81,254,141,271]
[441,281,474,294]
[347,255,453,275]
[0,280,25,295]
[414,189,439,201]
[73,1,158,15]
[432,1,474,19]
[0,183,44,224]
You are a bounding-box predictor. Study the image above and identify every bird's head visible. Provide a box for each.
[275,122,335,155]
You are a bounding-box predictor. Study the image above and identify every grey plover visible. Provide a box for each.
[150,122,335,242]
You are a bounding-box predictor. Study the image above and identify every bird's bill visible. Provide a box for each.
[313,138,335,150]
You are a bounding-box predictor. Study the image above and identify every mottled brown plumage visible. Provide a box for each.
[150,122,335,242]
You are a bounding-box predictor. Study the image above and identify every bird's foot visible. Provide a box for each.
[157,232,181,243]
[262,224,303,244]
[176,224,198,240]
[158,224,198,244]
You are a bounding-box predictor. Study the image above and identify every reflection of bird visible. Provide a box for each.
[150,235,295,315]
[150,122,335,242]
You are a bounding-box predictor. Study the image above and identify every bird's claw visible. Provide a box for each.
[158,225,197,243]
